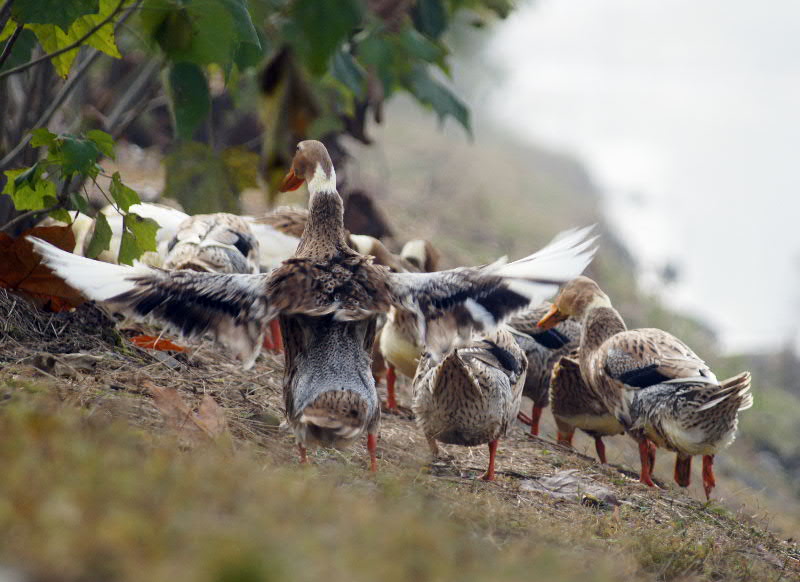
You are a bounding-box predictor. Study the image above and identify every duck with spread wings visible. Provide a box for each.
[30,141,596,472]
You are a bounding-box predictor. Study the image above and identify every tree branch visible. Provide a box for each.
[0,24,23,72]
[0,49,100,168]
[0,204,60,232]
[0,0,13,32]
[0,1,140,169]
[0,0,126,81]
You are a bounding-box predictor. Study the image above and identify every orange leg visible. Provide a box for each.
[480,439,499,481]
[702,455,716,500]
[367,433,378,472]
[674,454,692,487]
[270,319,283,353]
[298,444,308,465]
[262,323,275,351]
[638,438,656,487]
[385,365,398,411]
[557,431,575,447]
[594,436,607,464]
[517,410,533,425]
[529,406,544,436]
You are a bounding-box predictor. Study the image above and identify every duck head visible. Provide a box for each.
[279,140,336,193]
[401,239,440,272]
[537,276,611,329]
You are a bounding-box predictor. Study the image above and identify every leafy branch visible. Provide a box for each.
[0,22,21,69]
[0,0,126,81]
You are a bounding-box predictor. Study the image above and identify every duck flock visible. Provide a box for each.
[31,140,751,499]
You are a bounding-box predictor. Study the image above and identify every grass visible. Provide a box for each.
[0,382,797,582]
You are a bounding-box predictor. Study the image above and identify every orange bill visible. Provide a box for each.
[537,303,568,329]
[278,169,304,192]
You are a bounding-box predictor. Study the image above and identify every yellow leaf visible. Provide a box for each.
[0,19,17,42]
[27,0,121,78]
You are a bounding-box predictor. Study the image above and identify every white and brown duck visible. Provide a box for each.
[537,276,752,498]
[31,140,595,473]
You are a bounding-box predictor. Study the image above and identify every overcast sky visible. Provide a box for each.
[486,0,800,353]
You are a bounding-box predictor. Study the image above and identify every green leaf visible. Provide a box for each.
[27,0,122,78]
[70,191,90,214]
[331,48,365,98]
[411,0,447,39]
[86,129,115,159]
[118,231,139,265]
[12,0,99,32]
[290,0,362,75]
[0,27,36,73]
[399,27,444,63]
[12,162,41,190]
[109,172,140,211]
[49,208,73,223]
[2,169,57,210]
[358,34,394,93]
[119,213,159,264]
[30,128,58,149]
[164,142,238,214]
[143,0,237,66]
[167,62,211,140]
[85,212,112,258]
[220,0,261,48]
[406,64,471,135]
[60,136,101,177]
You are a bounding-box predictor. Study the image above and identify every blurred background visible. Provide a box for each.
[1,0,798,575]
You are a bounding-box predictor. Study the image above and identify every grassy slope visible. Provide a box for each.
[1,99,799,580]
[346,97,800,534]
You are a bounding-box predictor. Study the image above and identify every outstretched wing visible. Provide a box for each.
[388,226,596,355]
[29,237,272,368]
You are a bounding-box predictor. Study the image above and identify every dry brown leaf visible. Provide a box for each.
[143,381,228,441]
[194,395,228,439]
[0,225,85,311]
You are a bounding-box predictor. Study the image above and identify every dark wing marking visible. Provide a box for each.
[388,269,545,355]
[232,231,255,258]
[482,340,524,375]
[531,328,572,350]
[614,363,672,388]
[114,269,271,367]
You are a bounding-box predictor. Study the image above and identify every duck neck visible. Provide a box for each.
[579,303,627,368]
[295,167,349,258]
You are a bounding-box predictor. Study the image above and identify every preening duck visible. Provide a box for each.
[31,140,596,472]
[413,327,528,481]
[538,276,752,498]
[506,302,581,436]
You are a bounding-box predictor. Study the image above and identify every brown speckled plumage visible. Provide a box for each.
[413,328,527,479]
[507,302,580,421]
[542,276,752,496]
[254,206,309,239]
[550,354,624,462]
[31,142,597,474]
[163,213,260,274]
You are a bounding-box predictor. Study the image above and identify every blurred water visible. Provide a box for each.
[486,0,800,353]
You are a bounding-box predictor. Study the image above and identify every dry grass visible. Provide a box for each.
[1,291,799,581]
